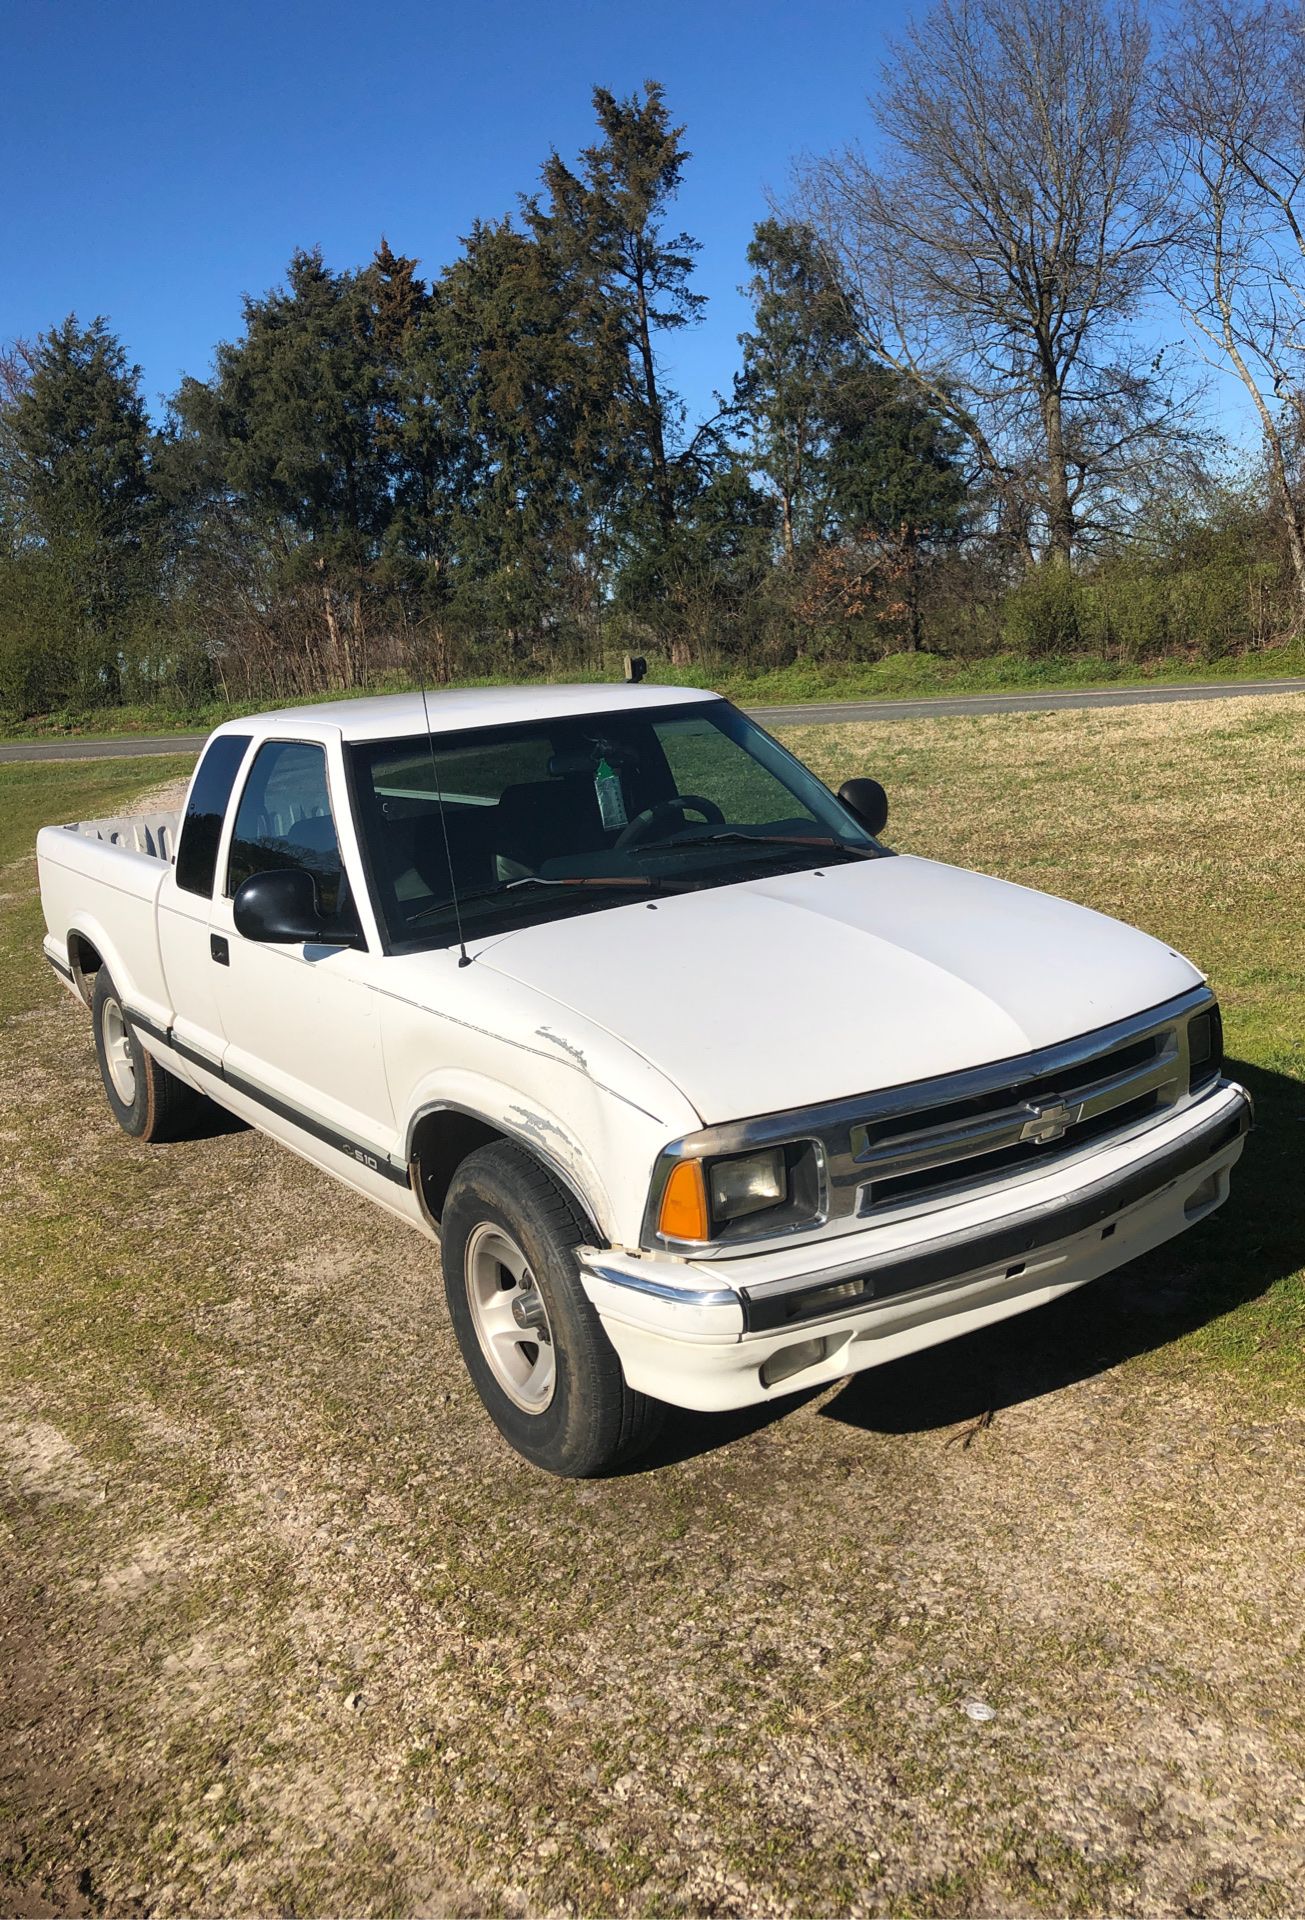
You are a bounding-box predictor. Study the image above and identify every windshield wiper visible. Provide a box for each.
[654,830,879,858]
[406,872,691,926]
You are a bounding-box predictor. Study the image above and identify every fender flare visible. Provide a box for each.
[63,913,145,1016]
[404,1077,614,1243]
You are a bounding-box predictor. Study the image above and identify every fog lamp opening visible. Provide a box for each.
[760,1335,831,1389]
[1184,1170,1223,1220]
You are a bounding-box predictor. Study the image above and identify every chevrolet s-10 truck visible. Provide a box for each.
[37,686,1251,1475]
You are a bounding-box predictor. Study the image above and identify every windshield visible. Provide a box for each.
[348,698,883,952]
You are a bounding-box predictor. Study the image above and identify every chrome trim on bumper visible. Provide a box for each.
[738,1082,1250,1332]
[581,1266,740,1311]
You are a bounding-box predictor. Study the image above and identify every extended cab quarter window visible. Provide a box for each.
[226,740,343,915]
[175,733,251,897]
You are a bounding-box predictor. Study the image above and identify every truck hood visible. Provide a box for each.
[476,854,1202,1126]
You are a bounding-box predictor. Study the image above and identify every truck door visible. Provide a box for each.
[207,736,397,1168]
[157,732,252,1076]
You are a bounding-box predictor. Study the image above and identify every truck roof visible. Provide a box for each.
[228,683,722,744]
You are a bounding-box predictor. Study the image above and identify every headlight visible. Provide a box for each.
[1187,1003,1223,1090]
[709,1148,786,1223]
[651,1140,823,1245]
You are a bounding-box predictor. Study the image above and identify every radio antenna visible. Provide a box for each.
[419,674,471,968]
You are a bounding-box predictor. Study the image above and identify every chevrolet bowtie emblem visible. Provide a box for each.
[1019,1097,1081,1144]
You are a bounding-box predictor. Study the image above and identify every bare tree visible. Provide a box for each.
[791,0,1189,569]
[1160,0,1305,616]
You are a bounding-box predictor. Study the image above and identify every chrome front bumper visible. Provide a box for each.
[579,1081,1251,1413]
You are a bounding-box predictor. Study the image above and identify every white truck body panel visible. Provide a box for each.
[39,820,176,1033]
[377,949,700,1243]
[36,687,1250,1421]
[257,681,716,741]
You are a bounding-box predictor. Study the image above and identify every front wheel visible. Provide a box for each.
[440,1141,664,1477]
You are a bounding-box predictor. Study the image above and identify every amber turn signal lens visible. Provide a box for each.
[658,1160,709,1240]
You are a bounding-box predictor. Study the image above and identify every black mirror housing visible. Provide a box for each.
[838,777,889,838]
[233,869,363,948]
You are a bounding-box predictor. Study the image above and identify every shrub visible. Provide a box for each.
[1002,564,1086,656]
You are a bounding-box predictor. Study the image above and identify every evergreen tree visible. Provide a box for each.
[427,217,617,658]
[736,219,860,558]
[616,456,776,662]
[362,237,430,501]
[0,346,30,562]
[366,237,428,358]
[824,367,967,545]
[173,250,391,685]
[527,81,704,542]
[737,221,967,649]
[824,364,968,649]
[358,240,456,654]
[0,315,159,705]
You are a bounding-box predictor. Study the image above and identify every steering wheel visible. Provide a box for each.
[614,793,725,851]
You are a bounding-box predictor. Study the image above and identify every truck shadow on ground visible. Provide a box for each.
[636,1058,1302,1470]
[182,1102,250,1141]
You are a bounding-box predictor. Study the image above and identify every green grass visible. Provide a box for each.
[712,642,1305,706]
[0,756,195,1024]
[4,640,1304,738]
[0,756,195,866]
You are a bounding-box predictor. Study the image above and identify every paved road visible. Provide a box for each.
[749,675,1305,727]
[2,675,1303,762]
[0,733,209,762]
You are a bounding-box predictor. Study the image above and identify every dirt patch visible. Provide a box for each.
[0,1419,107,1509]
[126,775,191,816]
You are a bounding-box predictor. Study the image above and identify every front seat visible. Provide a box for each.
[494,777,609,873]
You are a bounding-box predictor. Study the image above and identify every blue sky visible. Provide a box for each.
[4,0,1252,449]
[3,0,896,420]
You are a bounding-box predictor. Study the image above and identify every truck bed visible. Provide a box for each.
[37,812,183,1028]
[55,812,180,861]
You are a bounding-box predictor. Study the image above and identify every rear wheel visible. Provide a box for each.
[91,968,208,1142]
[441,1141,665,1477]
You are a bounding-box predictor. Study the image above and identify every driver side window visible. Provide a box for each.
[226,740,343,915]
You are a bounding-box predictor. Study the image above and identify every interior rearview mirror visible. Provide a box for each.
[837,778,889,838]
[232,869,364,949]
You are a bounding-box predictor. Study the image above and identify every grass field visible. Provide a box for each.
[2,702,1303,1917]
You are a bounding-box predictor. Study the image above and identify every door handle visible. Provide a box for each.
[210,934,230,966]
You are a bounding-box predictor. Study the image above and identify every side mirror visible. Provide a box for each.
[838,777,889,838]
[233,868,363,949]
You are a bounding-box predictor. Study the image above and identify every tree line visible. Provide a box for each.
[3,0,1305,719]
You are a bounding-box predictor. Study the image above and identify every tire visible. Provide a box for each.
[91,968,207,1143]
[441,1141,665,1477]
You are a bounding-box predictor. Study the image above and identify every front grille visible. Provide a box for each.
[863,1091,1160,1210]
[848,1022,1185,1215]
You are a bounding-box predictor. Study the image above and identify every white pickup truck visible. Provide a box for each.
[38,686,1251,1475]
